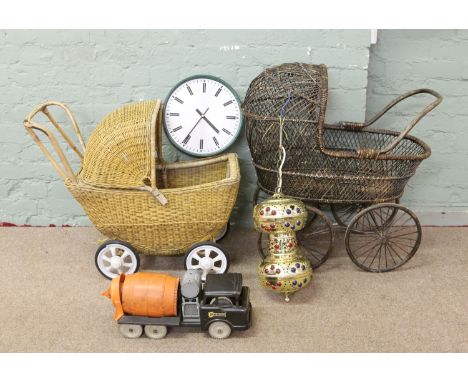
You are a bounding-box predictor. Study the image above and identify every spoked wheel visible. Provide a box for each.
[214,222,230,242]
[184,242,230,281]
[208,321,232,339]
[297,205,334,269]
[119,324,143,339]
[257,205,333,270]
[95,240,140,279]
[331,199,400,227]
[144,325,168,339]
[331,203,371,227]
[345,203,422,272]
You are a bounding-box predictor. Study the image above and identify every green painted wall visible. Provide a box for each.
[366,30,468,225]
[0,29,371,227]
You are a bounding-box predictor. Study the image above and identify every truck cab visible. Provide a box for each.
[199,273,251,337]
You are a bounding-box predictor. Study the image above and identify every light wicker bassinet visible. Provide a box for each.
[24,100,240,256]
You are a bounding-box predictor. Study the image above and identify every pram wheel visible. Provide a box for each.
[331,199,399,227]
[95,240,140,279]
[184,242,230,281]
[214,222,230,242]
[257,205,333,270]
[331,203,371,227]
[345,203,422,272]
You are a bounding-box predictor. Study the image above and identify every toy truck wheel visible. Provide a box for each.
[144,325,168,339]
[208,321,232,339]
[95,240,140,280]
[119,324,143,339]
[184,242,230,281]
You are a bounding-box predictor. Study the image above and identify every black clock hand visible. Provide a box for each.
[203,116,220,134]
[196,108,220,134]
[183,108,209,143]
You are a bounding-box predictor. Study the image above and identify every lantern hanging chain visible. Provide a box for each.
[275,92,292,194]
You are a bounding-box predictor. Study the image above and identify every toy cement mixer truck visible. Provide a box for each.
[102,270,252,339]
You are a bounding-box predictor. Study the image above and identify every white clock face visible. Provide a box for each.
[164,76,242,157]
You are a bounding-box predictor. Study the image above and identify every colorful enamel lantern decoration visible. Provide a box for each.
[253,193,312,302]
[251,92,312,301]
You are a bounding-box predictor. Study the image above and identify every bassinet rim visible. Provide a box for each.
[254,182,404,205]
[247,123,431,162]
[67,152,240,196]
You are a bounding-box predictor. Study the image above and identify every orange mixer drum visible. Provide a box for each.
[102,272,179,320]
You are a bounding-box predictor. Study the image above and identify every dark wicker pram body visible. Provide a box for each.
[251,125,430,204]
[243,63,442,272]
[244,63,434,204]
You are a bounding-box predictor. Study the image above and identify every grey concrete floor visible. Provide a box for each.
[0,226,467,352]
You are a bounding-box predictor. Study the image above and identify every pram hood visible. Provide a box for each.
[80,100,162,190]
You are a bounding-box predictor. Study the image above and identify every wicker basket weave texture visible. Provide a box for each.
[67,155,239,256]
[80,100,156,188]
[243,63,436,204]
[71,101,240,256]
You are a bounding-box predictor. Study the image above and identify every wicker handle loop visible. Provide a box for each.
[365,89,443,154]
[326,89,442,159]
[23,101,86,183]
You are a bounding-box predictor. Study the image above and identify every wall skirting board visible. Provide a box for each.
[2,209,468,227]
[412,209,468,226]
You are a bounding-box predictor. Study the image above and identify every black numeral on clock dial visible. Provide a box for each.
[172,126,182,133]
[182,135,191,145]
[203,82,206,93]
[223,100,233,107]
[200,139,204,150]
[215,88,222,97]
[187,85,193,95]
[222,128,232,135]
[174,97,184,104]
[213,137,219,147]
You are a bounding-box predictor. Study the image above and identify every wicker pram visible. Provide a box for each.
[24,100,240,279]
[243,63,443,272]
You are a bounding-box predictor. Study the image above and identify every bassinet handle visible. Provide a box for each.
[335,89,443,157]
[23,101,85,183]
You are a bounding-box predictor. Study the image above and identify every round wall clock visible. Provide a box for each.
[163,75,243,157]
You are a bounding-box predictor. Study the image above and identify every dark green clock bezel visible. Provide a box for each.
[163,74,244,158]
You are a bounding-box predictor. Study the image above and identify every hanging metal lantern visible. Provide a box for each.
[251,92,312,301]
[253,193,312,301]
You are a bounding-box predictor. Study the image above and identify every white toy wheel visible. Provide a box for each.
[184,242,230,281]
[119,324,143,339]
[144,325,168,339]
[208,321,232,339]
[95,240,140,280]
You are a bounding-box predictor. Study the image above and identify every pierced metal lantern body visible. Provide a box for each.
[253,193,312,301]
